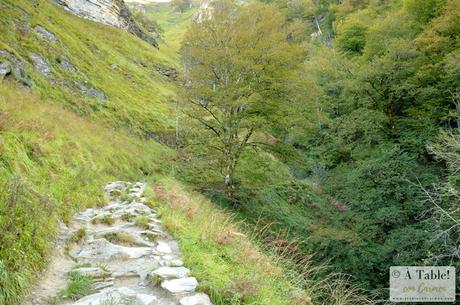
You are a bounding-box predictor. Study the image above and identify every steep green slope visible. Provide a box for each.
[0,0,180,302]
[0,82,171,304]
[0,0,178,138]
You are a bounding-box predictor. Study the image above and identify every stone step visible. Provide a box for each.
[152,266,190,279]
[161,277,198,294]
[180,293,213,305]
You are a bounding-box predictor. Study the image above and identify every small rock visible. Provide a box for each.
[168,259,184,267]
[136,293,157,305]
[86,87,107,100]
[156,241,172,254]
[60,56,77,72]
[34,25,57,41]
[92,280,113,291]
[78,83,107,100]
[29,52,53,79]
[161,277,198,294]
[0,62,11,79]
[153,64,178,81]
[180,293,213,305]
[152,266,190,279]
[0,50,33,87]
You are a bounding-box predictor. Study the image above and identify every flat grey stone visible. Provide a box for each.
[152,266,190,279]
[92,280,113,291]
[161,277,198,294]
[72,238,151,261]
[71,267,110,279]
[180,293,213,305]
[156,241,172,254]
[71,287,157,305]
[168,259,184,267]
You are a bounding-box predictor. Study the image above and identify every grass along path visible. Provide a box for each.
[25,181,213,305]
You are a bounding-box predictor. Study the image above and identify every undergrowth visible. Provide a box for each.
[148,177,376,305]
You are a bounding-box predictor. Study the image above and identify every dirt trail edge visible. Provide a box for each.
[25,181,213,305]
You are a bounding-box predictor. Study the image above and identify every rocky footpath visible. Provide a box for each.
[26,182,212,305]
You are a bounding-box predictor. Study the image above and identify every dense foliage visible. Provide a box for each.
[179,0,460,298]
[293,0,460,292]
[180,0,305,197]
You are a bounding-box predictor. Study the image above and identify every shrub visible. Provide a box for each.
[70,228,86,243]
[59,272,92,300]
[134,215,150,229]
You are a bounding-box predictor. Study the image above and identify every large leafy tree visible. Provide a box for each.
[181,0,302,197]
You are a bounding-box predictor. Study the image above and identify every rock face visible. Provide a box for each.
[24,181,213,305]
[192,1,214,23]
[53,0,158,48]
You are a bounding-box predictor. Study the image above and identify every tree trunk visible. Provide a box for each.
[223,151,237,199]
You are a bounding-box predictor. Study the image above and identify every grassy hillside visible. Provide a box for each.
[0,0,179,303]
[0,82,172,304]
[0,0,178,138]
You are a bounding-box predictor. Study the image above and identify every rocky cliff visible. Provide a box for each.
[54,0,158,48]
